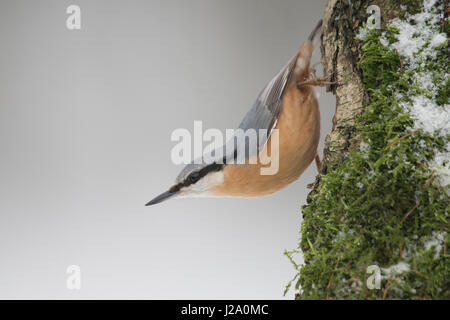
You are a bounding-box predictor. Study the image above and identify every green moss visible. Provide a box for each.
[390,0,422,15]
[359,27,401,88]
[286,2,449,300]
[436,78,450,106]
[434,35,450,106]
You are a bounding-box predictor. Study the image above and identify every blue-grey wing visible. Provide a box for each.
[225,54,298,162]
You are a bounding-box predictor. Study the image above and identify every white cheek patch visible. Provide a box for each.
[179,171,225,198]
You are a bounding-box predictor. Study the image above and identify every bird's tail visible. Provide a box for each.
[293,20,323,79]
[308,19,323,49]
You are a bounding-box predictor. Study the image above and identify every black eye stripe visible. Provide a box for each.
[170,163,225,192]
[182,163,224,188]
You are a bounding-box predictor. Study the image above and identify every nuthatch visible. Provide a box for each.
[147,20,328,206]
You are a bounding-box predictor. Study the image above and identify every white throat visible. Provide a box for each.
[178,170,225,198]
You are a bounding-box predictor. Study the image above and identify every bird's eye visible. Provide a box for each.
[188,173,199,183]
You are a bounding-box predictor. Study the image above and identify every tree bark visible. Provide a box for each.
[319,0,399,173]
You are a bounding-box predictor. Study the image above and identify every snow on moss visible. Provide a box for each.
[424,231,446,258]
[381,262,411,279]
[430,142,450,188]
[383,0,448,135]
[380,0,449,188]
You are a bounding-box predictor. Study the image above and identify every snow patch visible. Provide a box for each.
[356,27,370,41]
[429,142,450,188]
[380,0,449,188]
[381,262,410,279]
[424,231,446,258]
[383,1,448,135]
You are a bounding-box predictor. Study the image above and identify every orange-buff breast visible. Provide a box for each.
[210,82,321,198]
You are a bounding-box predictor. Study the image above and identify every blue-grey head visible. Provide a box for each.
[145,161,225,206]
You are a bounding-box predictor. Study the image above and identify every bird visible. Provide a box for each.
[146,20,330,206]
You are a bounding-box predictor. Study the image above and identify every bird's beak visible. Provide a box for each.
[145,189,178,206]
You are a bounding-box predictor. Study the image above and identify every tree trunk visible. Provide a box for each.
[288,0,449,299]
[320,0,399,171]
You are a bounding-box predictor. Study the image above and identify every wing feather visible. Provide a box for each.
[227,54,298,161]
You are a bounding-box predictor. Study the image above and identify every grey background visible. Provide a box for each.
[0,0,334,299]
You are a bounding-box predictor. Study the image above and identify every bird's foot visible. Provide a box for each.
[297,70,339,88]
